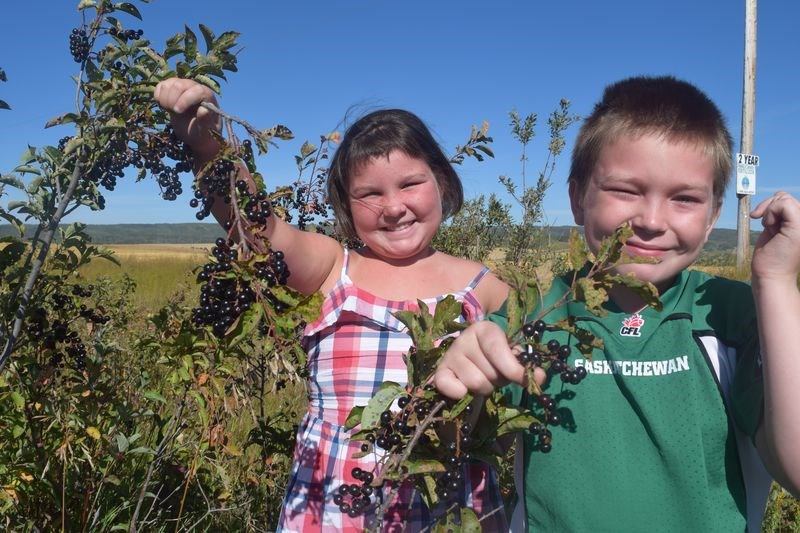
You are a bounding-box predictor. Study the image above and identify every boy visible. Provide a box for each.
[434,76,800,532]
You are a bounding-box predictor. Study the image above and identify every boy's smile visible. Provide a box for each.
[570,133,720,295]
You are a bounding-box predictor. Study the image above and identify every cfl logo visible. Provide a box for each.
[620,313,644,337]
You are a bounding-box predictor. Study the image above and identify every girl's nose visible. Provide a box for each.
[381,199,406,218]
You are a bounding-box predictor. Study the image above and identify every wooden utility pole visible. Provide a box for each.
[736,0,757,270]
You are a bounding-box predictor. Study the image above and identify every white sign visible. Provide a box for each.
[736,152,758,195]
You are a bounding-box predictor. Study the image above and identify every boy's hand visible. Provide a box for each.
[750,192,800,284]
[154,78,222,158]
[433,321,542,399]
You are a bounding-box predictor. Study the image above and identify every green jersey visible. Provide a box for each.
[499,268,771,532]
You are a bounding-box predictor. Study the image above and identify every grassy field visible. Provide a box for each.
[78,243,212,309]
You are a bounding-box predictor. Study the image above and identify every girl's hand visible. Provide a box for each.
[154,78,222,159]
[750,192,800,285]
[433,321,540,399]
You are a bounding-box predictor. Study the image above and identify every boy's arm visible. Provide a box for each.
[153,79,341,296]
[749,192,800,496]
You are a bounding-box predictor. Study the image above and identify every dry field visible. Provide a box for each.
[78,243,214,309]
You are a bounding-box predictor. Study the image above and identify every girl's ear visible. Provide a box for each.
[568,180,585,226]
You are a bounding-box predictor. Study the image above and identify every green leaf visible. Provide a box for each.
[84,59,103,82]
[505,288,522,338]
[596,222,633,265]
[199,24,215,52]
[495,403,537,437]
[115,433,129,453]
[226,305,263,348]
[343,406,364,430]
[184,25,198,63]
[431,294,463,336]
[128,447,155,455]
[444,393,474,419]
[144,390,167,403]
[44,113,79,129]
[62,136,84,156]
[213,31,240,51]
[114,2,142,20]
[0,68,6,82]
[401,458,446,475]
[459,507,482,532]
[0,240,25,270]
[0,100,9,111]
[361,382,404,429]
[575,277,608,315]
[9,391,24,410]
[568,229,588,270]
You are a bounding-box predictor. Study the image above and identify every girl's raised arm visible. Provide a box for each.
[154,78,342,296]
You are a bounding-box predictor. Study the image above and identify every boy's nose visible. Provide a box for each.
[633,199,668,233]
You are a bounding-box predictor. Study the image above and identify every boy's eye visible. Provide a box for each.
[674,195,702,204]
[609,188,636,196]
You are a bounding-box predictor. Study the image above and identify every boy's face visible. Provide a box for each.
[570,133,720,293]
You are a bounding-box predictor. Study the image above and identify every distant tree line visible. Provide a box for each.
[0,222,757,249]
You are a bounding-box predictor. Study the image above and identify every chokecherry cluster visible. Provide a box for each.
[60,125,193,206]
[69,28,90,63]
[26,285,110,372]
[192,158,236,221]
[192,238,291,338]
[336,387,479,519]
[108,26,143,42]
[519,319,587,453]
[333,468,376,519]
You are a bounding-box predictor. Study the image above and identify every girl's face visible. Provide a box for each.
[348,150,443,262]
[570,133,720,293]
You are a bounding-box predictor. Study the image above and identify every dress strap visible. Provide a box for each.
[341,247,351,277]
[466,266,490,290]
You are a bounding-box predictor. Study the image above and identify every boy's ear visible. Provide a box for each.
[703,204,722,242]
[568,180,585,226]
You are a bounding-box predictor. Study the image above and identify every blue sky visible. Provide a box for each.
[1,1,798,229]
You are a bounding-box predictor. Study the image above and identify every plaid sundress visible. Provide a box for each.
[277,248,507,532]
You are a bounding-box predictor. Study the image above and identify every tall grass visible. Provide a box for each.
[77,244,209,309]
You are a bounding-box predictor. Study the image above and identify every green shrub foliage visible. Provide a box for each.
[0,1,795,531]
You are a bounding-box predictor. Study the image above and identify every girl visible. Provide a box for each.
[155,78,509,531]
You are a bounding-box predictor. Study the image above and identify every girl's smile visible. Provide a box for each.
[348,150,443,262]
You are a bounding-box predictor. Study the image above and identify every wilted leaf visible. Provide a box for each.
[114,2,142,20]
[44,113,79,129]
[199,24,215,51]
[300,141,317,159]
[184,25,198,62]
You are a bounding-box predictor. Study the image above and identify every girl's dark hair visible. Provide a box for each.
[326,109,463,239]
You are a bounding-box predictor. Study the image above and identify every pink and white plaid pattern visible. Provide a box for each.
[278,249,507,532]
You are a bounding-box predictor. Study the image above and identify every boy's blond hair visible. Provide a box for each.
[568,76,733,208]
